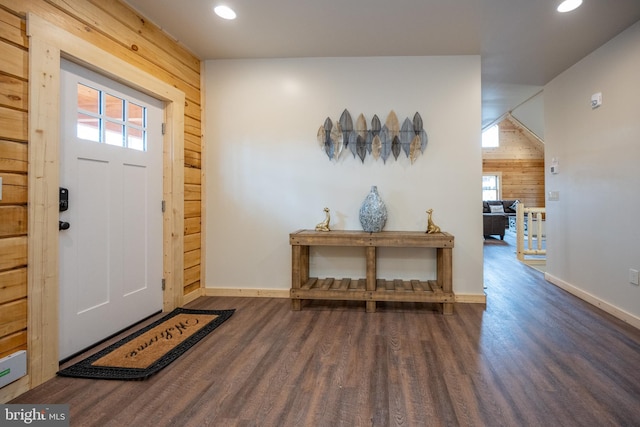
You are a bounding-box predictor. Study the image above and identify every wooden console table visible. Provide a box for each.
[290,230,455,314]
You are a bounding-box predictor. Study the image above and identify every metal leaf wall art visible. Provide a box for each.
[316,109,428,164]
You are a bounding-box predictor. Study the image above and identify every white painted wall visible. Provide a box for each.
[204,56,484,297]
[512,90,544,141]
[545,21,640,321]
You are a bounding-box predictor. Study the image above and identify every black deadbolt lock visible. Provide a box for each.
[59,188,69,212]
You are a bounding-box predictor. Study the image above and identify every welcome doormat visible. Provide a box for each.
[57,307,235,380]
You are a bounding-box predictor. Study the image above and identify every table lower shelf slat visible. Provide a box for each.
[291,277,454,303]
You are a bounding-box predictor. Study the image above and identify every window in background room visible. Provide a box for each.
[482,124,499,147]
[483,173,501,200]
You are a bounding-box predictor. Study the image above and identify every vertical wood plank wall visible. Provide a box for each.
[482,117,545,207]
[0,0,202,362]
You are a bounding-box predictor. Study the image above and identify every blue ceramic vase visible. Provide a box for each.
[359,186,387,232]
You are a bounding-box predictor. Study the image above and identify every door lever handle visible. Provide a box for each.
[59,221,70,231]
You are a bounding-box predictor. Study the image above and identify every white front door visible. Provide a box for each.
[59,59,164,359]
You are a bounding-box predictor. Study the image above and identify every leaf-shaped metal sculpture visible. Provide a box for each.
[331,122,344,160]
[410,134,421,164]
[325,140,334,160]
[391,135,401,160]
[339,109,353,148]
[371,134,381,160]
[317,125,326,151]
[324,117,332,133]
[379,125,391,163]
[323,117,333,159]
[368,114,381,154]
[413,112,428,153]
[355,114,367,161]
[413,112,423,135]
[419,129,428,152]
[371,114,381,133]
[385,110,400,142]
[356,114,367,139]
[357,135,367,162]
[365,132,372,155]
[349,131,358,158]
[400,117,412,157]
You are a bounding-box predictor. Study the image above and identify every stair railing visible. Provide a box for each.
[516,204,546,263]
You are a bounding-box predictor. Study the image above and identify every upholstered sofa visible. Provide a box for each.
[483,200,519,239]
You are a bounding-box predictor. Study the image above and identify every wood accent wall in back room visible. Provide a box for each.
[0,0,202,395]
[482,116,545,208]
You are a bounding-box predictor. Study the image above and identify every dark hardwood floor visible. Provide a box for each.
[12,236,640,426]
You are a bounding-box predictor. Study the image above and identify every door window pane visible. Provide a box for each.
[77,84,100,114]
[127,128,145,151]
[128,103,145,127]
[77,113,100,142]
[105,121,124,146]
[105,94,124,120]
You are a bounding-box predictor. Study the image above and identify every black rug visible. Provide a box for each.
[57,307,235,380]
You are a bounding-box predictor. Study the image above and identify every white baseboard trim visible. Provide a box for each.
[202,288,486,303]
[545,272,640,330]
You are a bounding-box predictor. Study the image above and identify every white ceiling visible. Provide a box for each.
[124,0,640,129]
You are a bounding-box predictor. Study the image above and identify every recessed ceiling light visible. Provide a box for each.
[214,5,236,20]
[557,0,582,13]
